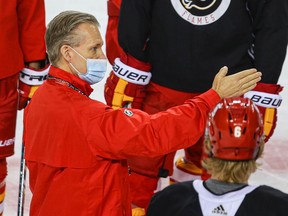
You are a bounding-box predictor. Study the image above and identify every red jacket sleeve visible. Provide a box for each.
[0,0,46,79]
[87,89,220,159]
[17,0,46,63]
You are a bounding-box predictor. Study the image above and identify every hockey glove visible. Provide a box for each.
[104,55,152,109]
[244,82,283,142]
[18,64,50,110]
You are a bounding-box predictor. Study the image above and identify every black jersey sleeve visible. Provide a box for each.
[248,0,288,84]
[147,181,203,216]
[118,0,152,62]
[237,185,288,216]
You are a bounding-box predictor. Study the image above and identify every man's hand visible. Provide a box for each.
[212,66,262,99]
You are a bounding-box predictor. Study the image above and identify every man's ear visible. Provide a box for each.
[60,45,72,62]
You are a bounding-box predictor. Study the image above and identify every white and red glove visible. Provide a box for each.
[244,82,283,142]
[18,64,50,110]
[104,54,152,109]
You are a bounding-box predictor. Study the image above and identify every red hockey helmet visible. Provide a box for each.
[208,97,264,160]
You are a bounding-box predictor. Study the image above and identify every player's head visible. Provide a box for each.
[208,97,264,160]
[202,97,265,183]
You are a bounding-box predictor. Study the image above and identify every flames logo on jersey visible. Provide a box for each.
[171,0,231,26]
[182,0,217,10]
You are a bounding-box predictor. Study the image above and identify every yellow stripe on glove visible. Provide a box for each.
[112,78,134,109]
[263,108,275,139]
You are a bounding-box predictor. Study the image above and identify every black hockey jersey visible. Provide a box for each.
[118,0,288,92]
[147,180,288,216]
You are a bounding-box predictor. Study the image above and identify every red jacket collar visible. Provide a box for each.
[48,66,94,96]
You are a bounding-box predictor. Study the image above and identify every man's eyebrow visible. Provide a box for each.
[91,40,103,47]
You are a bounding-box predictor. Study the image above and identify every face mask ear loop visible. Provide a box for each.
[69,46,88,62]
[68,46,88,75]
[69,62,82,76]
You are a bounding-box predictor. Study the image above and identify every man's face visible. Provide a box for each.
[69,23,106,74]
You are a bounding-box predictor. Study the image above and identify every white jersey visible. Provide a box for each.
[194,180,258,216]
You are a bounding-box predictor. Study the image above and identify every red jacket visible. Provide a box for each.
[0,0,46,79]
[24,66,220,216]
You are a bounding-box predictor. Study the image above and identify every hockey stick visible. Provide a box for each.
[17,58,49,215]
[17,142,26,216]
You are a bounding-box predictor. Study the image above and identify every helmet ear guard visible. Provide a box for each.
[208,97,264,160]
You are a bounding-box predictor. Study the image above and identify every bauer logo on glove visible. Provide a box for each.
[112,58,151,85]
[244,83,283,142]
[105,56,152,109]
[244,91,282,108]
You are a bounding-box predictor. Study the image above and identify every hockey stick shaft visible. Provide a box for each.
[17,143,26,216]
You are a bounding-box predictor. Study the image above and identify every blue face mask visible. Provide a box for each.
[69,47,107,85]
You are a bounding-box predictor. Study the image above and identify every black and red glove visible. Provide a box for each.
[104,54,152,109]
[244,82,283,142]
[18,64,50,110]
